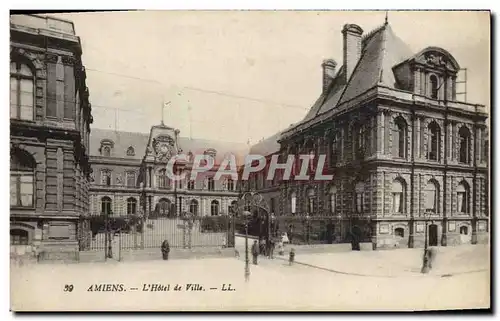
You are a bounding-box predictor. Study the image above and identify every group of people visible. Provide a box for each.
[250,233,295,266]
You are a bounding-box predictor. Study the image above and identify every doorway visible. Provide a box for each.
[428,224,438,246]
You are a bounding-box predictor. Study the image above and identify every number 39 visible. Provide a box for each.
[64,284,74,292]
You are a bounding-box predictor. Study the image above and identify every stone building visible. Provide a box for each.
[10,14,93,259]
[249,21,489,249]
[88,123,248,222]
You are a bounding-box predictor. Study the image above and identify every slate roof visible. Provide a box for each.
[89,128,149,160]
[249,132,282,156]
[90,128,249,164]
[282,22,413,136]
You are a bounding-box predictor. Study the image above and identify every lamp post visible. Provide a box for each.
[237,191,269,282]
[304,214,311,244]
[421,209,433,273]
[243,210,251,282]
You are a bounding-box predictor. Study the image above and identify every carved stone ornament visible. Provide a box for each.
[90,172,95,182]
[153,135,175,162]
[116,174,123,185]
[425,53,446,67]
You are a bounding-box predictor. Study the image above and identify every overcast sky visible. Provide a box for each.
[53,11,489,144]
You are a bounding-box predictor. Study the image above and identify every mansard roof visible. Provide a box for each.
[90,127,249,164]
[282,23,414,138]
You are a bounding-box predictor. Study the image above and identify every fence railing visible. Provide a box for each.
[79,215,234,252]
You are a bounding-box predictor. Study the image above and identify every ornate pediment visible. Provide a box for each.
[152,135,176,162]
[412,47,460,73]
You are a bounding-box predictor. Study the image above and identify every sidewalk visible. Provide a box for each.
[234,235,489,278]
[273,244,489,278]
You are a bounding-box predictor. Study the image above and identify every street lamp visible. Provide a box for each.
[237,191,269,282]
[242,210,252,282]
[421,209,433,273]
[304,214,311,244]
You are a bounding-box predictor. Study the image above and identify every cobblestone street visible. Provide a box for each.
[11,242,489,311]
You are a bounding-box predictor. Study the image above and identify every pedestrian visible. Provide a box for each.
[269,238,275,259]
[278,240,285,256]
[251,240,259,265]
[289,248,295,266]
[259,239,266,255]
[161,239,170,260]
[428,247,437,269]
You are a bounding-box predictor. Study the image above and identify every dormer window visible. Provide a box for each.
[99,139,114,157]
[394,47,460,101]
[126,146,135,156]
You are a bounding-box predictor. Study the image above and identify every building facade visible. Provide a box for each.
[248,21,489,249]
[10,14,93,259]
[88,124,248,222]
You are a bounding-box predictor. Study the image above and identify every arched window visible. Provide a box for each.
[227,178,234,191]
[230,200,238,216]
[10,148,35,208]
[392,179,405,214]
[457,182,469,214]
[329,186,337,214]
[157,169,169,189]
[100,170,111,186]
[307,188,315,214]
[126,146,135,156]
[127,197,137,215]
[101,196,112,215]
[425,180,439,213]
[102,146,111,157]
[126,171,136,187]
[459,126,471,164]
[189,199,198,216]
[354,182,365,213]
[157,198,171,217]
[395,227,405,238]
[427,122,440,161]
[430,75,438,99]
[10,229,29,245]
[187,179,195,190]
[460,226,468,235]
[290,191,297,215]
[211,200,219,216]
[393,117,407,158]
[207,177,215,191]
[10,61,34,120]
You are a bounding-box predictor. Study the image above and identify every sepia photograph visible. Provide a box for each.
[8,9,491,312]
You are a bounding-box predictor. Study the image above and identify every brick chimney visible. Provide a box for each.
[342,24,363,82]
[321,59,337,93]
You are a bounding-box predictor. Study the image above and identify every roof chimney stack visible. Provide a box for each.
[322,59,337,93]
[342,24,363,82]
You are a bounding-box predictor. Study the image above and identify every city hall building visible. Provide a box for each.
[88,123,248,222]
[247,20,489,249]
[10,15,93,259]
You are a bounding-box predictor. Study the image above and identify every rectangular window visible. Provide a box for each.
[330,193,336,214]
[64,65,76,119]
[10,174,34,207]
[10,77,18,119]
[356,193,363,213]
[46,63,57,117]
[20,79,34,120]
[126,172,136,187]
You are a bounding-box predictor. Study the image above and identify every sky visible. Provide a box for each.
[52,11,490,144]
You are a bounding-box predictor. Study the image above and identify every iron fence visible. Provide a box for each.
[79,215,234,253]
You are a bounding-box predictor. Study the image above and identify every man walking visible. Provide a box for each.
[251,240,259,265]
